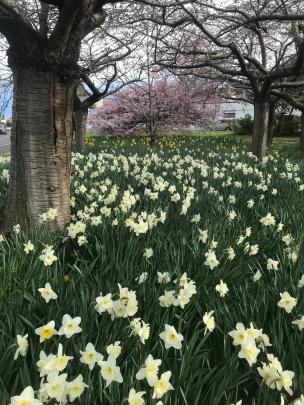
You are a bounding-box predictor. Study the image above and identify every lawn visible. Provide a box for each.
[1,134,304,404]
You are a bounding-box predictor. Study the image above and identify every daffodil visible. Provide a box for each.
[67,375,88,402]
[9,386,42,405]
[152,371,174,399]
[99,355,123,387]
[203,310,215,334]
[38,283,58,303]
[14,334,28,359]
[277,292,297,313]
[128,388,146,405]
[58,314,82,338]
[136,354,161,386]
[80,342,103,370]
[24,240,34,254]
[35,320,57,343]
[106,341,122,358]
[159,324,183,349]
[292,316,304,331]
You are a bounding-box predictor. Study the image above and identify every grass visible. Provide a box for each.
[0,135,304,404]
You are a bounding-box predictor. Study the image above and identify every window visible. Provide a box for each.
[223,112,236,118]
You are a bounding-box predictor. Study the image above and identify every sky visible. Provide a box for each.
[5,102,12,118]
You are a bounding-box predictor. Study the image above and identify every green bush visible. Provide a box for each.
[232,114,254,135]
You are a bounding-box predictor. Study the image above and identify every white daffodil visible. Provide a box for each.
[24,240,34,254]
[106,341,122,359]
[35,320,57,343]
[203,310,215,334]
[58,314,82,338]
[80,342,104,370]
[292,316,304,331]
[67,375,88,402]
[136,354,161,386]
[128,388,146,405]
[9,386,42,405]
[14,334,28,359]
[38,283,58,303]
[99,355,123,387]
[152,371,174,399]
[159,324,183,350]
[277,292,297,313]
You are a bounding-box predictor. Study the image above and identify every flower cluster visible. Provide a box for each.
[159,272,197,309]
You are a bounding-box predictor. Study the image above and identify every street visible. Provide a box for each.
[0,129,10,155]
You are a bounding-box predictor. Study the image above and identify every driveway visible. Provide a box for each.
[0,130,10,155]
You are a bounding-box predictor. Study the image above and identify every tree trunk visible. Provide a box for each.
[267,102,275,147]
[251,97,269,159]
[300,111,304,159]
[75,107,88,153]
[5,67,76,232]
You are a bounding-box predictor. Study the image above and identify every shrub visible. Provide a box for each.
[232,114,254,135]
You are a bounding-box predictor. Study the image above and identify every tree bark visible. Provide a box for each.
[300,111,304,159]
[5,67,76,232]
[251,96,269,159]
[75,107,88,153]
[267,102,275,147]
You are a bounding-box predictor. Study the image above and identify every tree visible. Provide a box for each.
[0,0,124,231]
[271,87,304,158]
[74,16,141,152]
[88,75,220,140]
[137,0,304,158]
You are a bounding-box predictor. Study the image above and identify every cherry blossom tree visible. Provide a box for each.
[88,75,220,142]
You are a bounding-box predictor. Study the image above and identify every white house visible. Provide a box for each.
[214,101,254,130]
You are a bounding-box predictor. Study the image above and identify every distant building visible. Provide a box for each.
[215,101,254,130]
[94,98,114,109]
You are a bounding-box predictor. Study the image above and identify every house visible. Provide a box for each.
[214,101,254,130]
